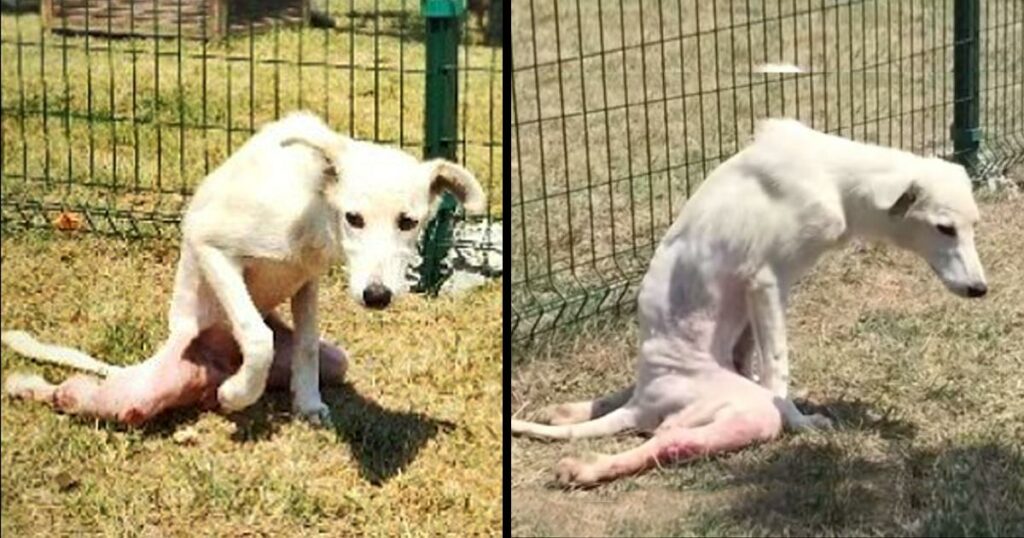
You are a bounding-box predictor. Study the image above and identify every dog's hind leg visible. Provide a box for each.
[4,372,109,418]
[4,372,60,403]
[553,401,782,487]
[263,313,349,390]
[512,406,639,440]
[531,385,634,426]
[4,329,226,426]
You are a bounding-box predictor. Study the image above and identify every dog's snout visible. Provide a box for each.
[966,283,988,298]
[362,283,392,309]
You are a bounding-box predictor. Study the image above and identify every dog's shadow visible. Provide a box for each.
[795,396,918,440]
[225,382,455,485]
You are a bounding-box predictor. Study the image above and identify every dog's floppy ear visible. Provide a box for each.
[887,181,921,218]
[281,134,347,187]
[422,159,487,215]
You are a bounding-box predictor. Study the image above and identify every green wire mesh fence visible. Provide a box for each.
[0,0,503,291]
[512,0,1023,343]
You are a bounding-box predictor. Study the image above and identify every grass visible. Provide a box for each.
[1,232,503,535]
[511,0,1024,339]
[2,0,504,234]
[510,193,1024,537]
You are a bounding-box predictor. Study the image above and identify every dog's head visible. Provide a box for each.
[284,135,486,309]
[878,158,987,298]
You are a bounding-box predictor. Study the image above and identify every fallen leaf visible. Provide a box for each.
[52,212,84,232]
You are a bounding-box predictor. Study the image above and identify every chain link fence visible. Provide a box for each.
[512,0,1023,343]
[0,0,502,291]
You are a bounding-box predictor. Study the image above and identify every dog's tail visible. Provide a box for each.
[1,330,123,377]
[512,407,638,440]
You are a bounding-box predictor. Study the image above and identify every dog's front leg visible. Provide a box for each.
[746,268,831,431]
[193,244,274,412]
[746,268,791,397]
[290,278,331,425]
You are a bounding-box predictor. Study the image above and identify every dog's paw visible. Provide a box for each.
[3,372,53,400]
[553,456,601,487]
[807,413,834,430]
[789,412,833,432]
[217,374,264,412]
[553,457,587,486]
[294,399,332,427]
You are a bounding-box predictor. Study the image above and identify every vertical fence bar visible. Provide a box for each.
[488,0,503,45]
[952,0,981,172]
[418,0,465,293]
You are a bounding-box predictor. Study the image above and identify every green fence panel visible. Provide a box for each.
[511,0,1024,343]
[0,0,502,291]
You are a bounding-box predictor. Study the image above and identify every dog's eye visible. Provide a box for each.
[397,214,418,231]
[936,224,957,237]
[345,212,364,229]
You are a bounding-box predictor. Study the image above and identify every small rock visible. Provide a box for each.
[172,427,200,446]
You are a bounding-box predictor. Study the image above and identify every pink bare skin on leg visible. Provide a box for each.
[551,371,784,487]
[6,316,348,427]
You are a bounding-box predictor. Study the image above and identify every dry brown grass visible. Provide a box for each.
[511,0,1024,338]
[1,232,502,536]
[511,194,1024,537]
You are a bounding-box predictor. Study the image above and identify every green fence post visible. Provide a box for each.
[952,0,981,174]
[418,0,464,294]
[487,0,503,45]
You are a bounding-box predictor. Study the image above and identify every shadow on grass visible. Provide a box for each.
[225,382,455,485]
[322,382,455,485]
[798,397,919,440]
[696,440,1024,537]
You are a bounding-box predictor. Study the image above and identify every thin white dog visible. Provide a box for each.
[513,119,987,486]
[2,111,486,426]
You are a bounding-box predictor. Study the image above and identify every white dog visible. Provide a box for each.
[2,111,486,426]
[513,119,987,486]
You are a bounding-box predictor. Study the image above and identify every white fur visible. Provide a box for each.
[513,118,987,437]
[3,372,53,400]
[0,331,122,377]
[4,111,486,421]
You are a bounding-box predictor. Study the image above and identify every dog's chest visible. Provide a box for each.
[243,258,323,313]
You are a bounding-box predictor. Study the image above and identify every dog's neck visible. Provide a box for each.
[831,148,918,241]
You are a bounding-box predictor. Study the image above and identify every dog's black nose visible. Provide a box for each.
[966,284,988,298]
[362,283,392,309]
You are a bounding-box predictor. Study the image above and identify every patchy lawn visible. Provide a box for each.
[511,194,1024,537]
[1,232,502,536]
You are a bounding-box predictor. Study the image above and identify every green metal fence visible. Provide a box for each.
[0,0,503,291]
[512,0,1024,342]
